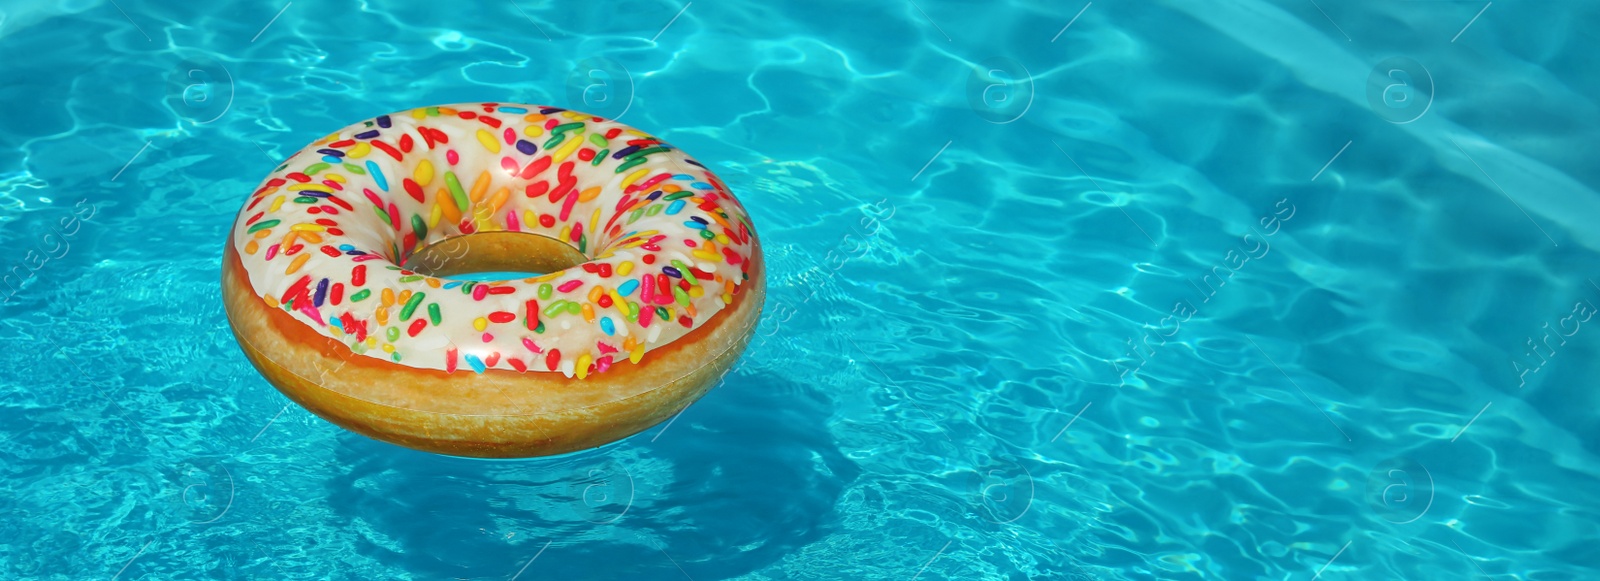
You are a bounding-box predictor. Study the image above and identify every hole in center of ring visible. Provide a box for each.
[401,232,590,282]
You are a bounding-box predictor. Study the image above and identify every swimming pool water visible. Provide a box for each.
[3,0,1599,579]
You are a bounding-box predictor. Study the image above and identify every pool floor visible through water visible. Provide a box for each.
[2,0,1599,579]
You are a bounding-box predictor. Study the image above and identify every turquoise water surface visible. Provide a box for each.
[4,0,1600,579]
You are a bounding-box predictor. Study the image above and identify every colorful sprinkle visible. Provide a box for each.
[400,292,425,320]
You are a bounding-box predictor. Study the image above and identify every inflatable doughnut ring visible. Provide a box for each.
[221,103,765,458]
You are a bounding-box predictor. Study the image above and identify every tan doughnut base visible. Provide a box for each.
[220,234,765,458]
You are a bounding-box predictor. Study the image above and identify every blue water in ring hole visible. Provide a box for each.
[2,0,1600,579]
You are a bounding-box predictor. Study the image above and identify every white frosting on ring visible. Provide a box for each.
[229,103,758,378]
